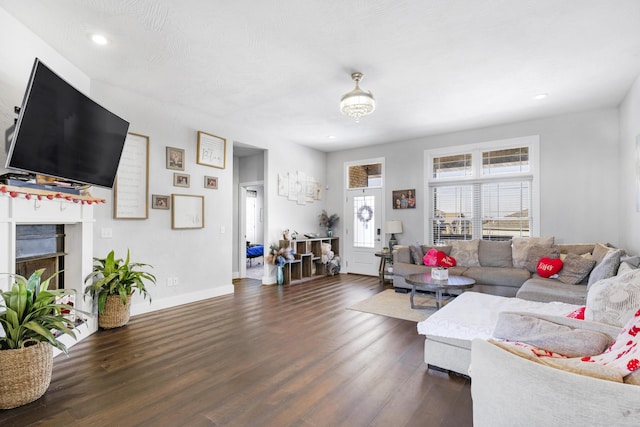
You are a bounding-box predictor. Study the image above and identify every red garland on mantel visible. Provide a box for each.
[0,185,106,204]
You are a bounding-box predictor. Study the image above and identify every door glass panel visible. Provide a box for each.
[353,195,375,248]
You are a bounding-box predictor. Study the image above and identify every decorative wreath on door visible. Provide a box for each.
[357,205,373,228]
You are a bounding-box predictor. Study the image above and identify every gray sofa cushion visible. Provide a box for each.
[478,240,513,268]
[587,249,624,288]
[516,276,587,305]
[463,266,531,288]
[512,236,554,268]
[557,253,595,284]
[523,245,561,273]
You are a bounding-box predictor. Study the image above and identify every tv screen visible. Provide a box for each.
[6,58,130,188]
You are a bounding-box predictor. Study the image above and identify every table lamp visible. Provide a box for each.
[385,220,403,251]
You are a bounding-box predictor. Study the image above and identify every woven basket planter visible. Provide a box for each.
[99,294,132,329]
[0,341,53,409]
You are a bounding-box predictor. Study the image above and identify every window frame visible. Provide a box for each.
[423,136,540,244]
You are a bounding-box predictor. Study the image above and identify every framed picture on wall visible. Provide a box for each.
[172,194,205,229]
[392,189,416,209]
[204,176,218,189]
[173,173,190,188]
[197,131,226,169]
[166,146,185,170]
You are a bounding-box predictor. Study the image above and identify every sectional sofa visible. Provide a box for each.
[392,238,623,305]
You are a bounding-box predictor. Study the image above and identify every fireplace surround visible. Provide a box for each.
[0,192,97,353]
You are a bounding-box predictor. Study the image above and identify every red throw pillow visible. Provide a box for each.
[536,257,563,278]
[436,250,456,268]
[566,306,585,320]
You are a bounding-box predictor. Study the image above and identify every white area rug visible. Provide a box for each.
[347,289,436,322]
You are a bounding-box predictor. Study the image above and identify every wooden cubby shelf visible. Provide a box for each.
[278,237,339,285]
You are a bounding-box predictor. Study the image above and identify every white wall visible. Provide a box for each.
[327,108,621,248]
[619,75,640,255]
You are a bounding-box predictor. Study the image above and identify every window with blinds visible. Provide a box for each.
[427,138,538,244]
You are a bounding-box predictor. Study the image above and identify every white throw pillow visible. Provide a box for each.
[585,269,640,328]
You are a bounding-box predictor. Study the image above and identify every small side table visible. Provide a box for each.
[374,251,393,284]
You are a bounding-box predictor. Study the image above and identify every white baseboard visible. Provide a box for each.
[130,285,235,316]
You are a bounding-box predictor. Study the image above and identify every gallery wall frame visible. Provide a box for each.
[197,130,226,169]
[166,146,185,170]
[204,176,218,189]
[152,194,170,210]
[173,173,190,187]
[172,194,205,229]
[114,132,149,219]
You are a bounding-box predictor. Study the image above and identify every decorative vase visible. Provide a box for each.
[99,294,132,329]
[0,341,53,409]
[327,229,333,237]
[276,266,284,285]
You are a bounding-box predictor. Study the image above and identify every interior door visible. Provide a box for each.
[345,188,383,276]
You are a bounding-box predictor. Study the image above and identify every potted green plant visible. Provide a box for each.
[84,249,156,329]
[0,269,78,409]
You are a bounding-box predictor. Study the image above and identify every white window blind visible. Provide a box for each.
[426,137,538,244]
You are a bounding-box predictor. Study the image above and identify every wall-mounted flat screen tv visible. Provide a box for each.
[5,58,130,188]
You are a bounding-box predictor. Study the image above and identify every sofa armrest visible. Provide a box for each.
[502,311,621,339]
[471,339,640,427]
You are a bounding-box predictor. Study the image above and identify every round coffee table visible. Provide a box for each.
[404,273,475,310]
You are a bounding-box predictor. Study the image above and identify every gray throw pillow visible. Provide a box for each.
[556,253,596,284]
[511,236,554,269]
[588,249,624,289]
[478,240,513,267]
[585,269,640,327]
[409,245,424,265]
[523,245,561,273]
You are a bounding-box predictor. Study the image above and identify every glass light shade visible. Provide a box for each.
[340,72,375,122]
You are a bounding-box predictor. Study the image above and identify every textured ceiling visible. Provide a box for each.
[2,0,640,153]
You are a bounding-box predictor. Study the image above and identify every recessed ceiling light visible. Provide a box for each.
[91,34,109,45]
[533,93,548,100]
[327,135,336,140]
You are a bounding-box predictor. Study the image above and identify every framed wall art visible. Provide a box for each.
[197,130,226,169]
[392,189,416,209]
[114,132,149,219]
[204,176,218,189]
[173,173,190,188]
[166,146,185,170]
[152,194,170,210]
[172,194,204,229]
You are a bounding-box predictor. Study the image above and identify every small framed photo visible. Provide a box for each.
[173,173,190,188]
[166,146,185,170]
[392,189,416,209]
[151,194,170,210]
[204,176,218,189]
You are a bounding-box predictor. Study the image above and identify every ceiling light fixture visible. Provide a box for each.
[533,93,548,100]
[340,72,375,122]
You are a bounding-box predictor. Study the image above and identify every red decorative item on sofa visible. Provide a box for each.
[536,257,563,278]
[436,251,456,268]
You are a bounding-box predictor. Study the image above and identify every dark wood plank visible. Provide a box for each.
[0,274,472,427]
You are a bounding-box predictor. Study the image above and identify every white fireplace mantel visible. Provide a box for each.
[0,191,98,353]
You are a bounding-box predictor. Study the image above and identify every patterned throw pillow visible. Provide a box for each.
[556,253,596,285]
[409,245,424,265]
[587,249,624,289]
[511,237,554,269]
[448,240,480,267]
[585,269,640,327]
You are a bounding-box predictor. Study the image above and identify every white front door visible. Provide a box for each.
[345,188,383,276]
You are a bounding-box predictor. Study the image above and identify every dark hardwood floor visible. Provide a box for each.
[0,274,472,427]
